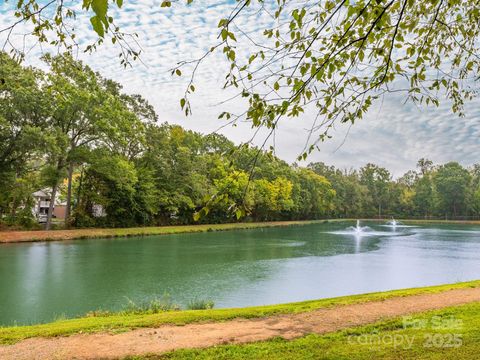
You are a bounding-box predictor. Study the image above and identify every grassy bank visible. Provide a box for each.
[400,219,480,226]
[0,220,338,244]
[2,218,480,244]
[142,301,480,360]
[358,219,480,226]
[1,280,479,345]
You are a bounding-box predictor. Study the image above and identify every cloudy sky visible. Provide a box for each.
[1,0,479,177]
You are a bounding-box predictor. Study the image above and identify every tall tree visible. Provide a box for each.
[291,168,335,219]
[434,162,471,218]
[0,53,48,220]
[309,162,367,218]
[417,158,434,176]
[41,53,151,229]
[360,163,391,217]
[413,176,435,218]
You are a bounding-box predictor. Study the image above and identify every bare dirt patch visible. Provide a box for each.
[1,287,480,360]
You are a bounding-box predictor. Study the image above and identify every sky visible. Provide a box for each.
[1,0,479,177]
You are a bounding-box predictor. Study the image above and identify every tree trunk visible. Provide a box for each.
[65,162,74,227]
[75,168,84,210]
[45,184,58,231]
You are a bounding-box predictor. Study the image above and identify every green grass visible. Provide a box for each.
[3,219,479,244]
[122,294,181,314]
[0,280,479,345]
[186,298,215,310]
[0,219,345,243]
[136,302,480,360]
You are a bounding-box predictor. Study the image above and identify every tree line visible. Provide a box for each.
[309,159,480,220]
[1,53,479,230]
[0,52,336,229]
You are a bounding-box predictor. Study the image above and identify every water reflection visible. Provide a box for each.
[0,222,480,325]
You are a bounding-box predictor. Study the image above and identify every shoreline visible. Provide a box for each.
[1,218,480,244]
[0,219,345,244]
[1,280,479,346]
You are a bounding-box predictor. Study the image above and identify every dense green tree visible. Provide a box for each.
[413,176,435,218]
[359,164,391,217]
[308,163,367,218]
[0,53,49,221]
[398,170,418,188]
[251,177,294,221]
[433,162,471,218]
[470,187,480,217]
[142,124,212,223]
[291,168,335,220]
[0,172,39,227]
[211,168,253,221]
[74,150,159,227]
[40,53,150,229]
[0,53,47,174]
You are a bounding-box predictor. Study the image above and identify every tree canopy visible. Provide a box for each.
[0,52,338,228]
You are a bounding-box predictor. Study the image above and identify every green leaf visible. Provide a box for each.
[228,32,237,41]
[90,16,105,37]
[193,212,201,221]
[235,208,243,219]
[91,0,108,18]
[218,19,227,28]
[221,29,228,41]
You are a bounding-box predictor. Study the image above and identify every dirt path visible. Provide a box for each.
[2,287,480,360]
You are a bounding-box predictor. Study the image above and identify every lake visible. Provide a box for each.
[1,221,480,325]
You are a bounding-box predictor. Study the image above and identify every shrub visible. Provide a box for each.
[186,298,215,310]
[122,294,180,315]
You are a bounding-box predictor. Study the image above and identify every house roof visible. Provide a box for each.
[33,189,67,205]
[32,190,49,198]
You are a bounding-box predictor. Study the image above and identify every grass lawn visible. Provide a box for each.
[131,302,480,359]
[0,280,479,345]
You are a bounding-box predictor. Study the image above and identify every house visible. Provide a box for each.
[32,190,66,223]
[32,190,51,223]
[32,189,106,223]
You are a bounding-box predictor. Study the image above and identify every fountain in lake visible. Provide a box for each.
[349,220,371,235]
[328,220,376,237]
[381,218,416,228]
[328,220,404,237]
[388,218,399,227]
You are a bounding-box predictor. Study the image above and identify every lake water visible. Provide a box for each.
[1,221,480,325]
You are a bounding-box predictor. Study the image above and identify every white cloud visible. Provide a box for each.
[1,0,479,177]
